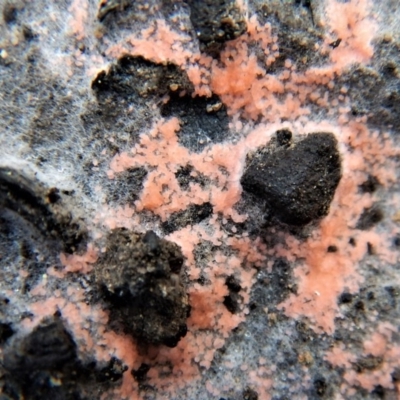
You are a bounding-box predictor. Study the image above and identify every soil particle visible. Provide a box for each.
[276,129,293,147]
[161,94,230,152]
[161,202,213,234]
[296,321,317,343]
[338,48,400,131]
[88,55,194,153]
[392,368,400,382]
[185,0,247,56]
[267,259,294,303]
[4,317,78,374]
[131,363,150,383]
[327,245,338,253]
[339,292,353,304]
[22,25,37,41]
[356,205,384,230]
[0,323,14,345]
[223,275,243,314]
[243,387,258,400]
[313,376,327,397]
[95,357,127,383]
[105,167,147,206]
[92,55,193,101]
[256,1,326,71]
[248,258,295,321]
[95,229,190,347]
[97,0,131,21]
[2,2,18,24]
[359,175,380,194]
[226,275,242,293]
[175,164,208,190]
[352,355,383,373]
[241,131,342,226]
[131,362,154,392]
[2,316,82,400]
[372,384,385,398]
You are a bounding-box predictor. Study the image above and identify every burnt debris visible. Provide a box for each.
[92,55,193,102]
[185,0,247,56]
[0,168,87,254]
[89,55,195,140]
[356,204,384,230]
[241,131,342,226]
[161,202,213,234]
[97,0,131,21]
[2,316,82,400]
[95,229,190,347]
[0,322,14,345]
[223,275,243,314]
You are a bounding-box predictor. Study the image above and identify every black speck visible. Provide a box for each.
[196,275,207,286]
[329,38,342,49]
[356,205,384,230]
[96,357,127,383]
[355,300,365,311]
[3,3,17,24]
[143,230,161,255]
[162,203,213,234]
[132,363,150,383]
[47,188,60,204]
[243,387,258,400]
[385,286,399,299]
[372,385,385,398]
[313,376,327,396]
[223,275,244,313]
[22,26,37,41]
[223,293,241,314]
[367,242,375,255]
[0,323,14,344]
[392,368,400,382]
[225,275,241,293]
[367,291,375,301]
[359,175,380,193]
[276,129,292,147]
[175,164,207,190]
[339,292,353,304]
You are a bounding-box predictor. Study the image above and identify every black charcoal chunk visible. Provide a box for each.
[241,132,342,226]
[95,229,190,347]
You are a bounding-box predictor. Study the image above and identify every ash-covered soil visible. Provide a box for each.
[0,1,399,399]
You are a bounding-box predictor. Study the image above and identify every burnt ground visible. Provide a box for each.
[0,0,399,399]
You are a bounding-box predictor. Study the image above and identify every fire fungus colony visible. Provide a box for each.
[0,0,400,399]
